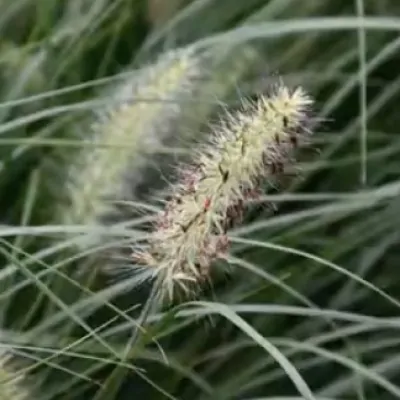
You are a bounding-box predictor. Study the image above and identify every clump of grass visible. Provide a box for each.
[131,81,315,299]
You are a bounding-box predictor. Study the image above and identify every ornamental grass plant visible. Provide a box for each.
[0,1,400,399]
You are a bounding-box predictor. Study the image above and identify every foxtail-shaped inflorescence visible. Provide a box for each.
[132,81,315,299]
[62,46,204,235]
[0,351,29,400]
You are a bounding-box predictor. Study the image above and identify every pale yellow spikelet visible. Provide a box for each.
[0,352,28,400]
[63,46,202,233]
[132,81,314,299]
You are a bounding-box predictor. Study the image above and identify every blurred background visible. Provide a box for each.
[1,1,400,399]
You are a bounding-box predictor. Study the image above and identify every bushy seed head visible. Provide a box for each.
[62,47,203,237]
[132,81,315,299]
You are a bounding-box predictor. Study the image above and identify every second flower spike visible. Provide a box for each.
[62,46,204,237]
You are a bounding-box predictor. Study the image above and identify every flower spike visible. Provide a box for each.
[132,82,315,299]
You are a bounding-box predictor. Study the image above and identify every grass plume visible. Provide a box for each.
[132,81,315,299]
[61,46,204,241]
